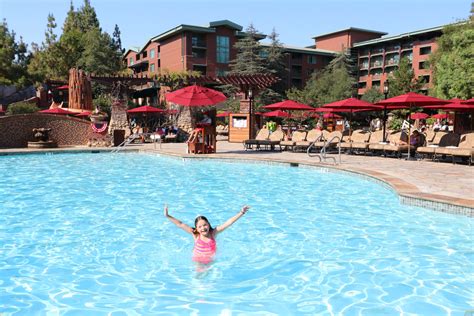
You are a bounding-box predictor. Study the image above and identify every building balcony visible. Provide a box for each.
[385,45,400,52]
[371,48,384,54]
[359,49,370,57]
[359,75,368,82]
[371,73,382,79]
[401,43,413,51]
[384,59,399,66]
[370,61,383,69]
[359,64,369,70]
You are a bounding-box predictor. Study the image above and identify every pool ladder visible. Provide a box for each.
[307,135,341,165]
[111,133,161,153]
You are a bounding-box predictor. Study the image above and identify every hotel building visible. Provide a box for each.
[125,20,444,97]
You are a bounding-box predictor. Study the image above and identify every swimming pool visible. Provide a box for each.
[0,152,472,315]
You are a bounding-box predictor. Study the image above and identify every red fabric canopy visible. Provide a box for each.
[165,85,226,107]
[75,111,92,117]
[56,85,69,90]
[263,100,314,111]
[431,113,449,119]
[323,97,378,111]
[263,110,291,118]
[127,106,165,113]
[40,108,76,115]
[375,92,448,109]
[462,98,474,105]
[410,112,429,120]
[323,113,342,119]
[424,98,474,112]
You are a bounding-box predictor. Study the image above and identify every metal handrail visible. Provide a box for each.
[111,132,161,153]
[307,135,342,165]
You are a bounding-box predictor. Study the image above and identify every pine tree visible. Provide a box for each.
[112,24,124,54]
[0,19,31,86]
[229,24,268,75]
[387,57,422,97]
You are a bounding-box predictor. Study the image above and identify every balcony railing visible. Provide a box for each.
[385,45,400,52]
[401,43,413,50]
[370,61,383,68]
[359,63,369,70]
[385,59,399,66]
[371,48,384,55]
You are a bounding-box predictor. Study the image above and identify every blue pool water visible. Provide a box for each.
[0,152,472,315]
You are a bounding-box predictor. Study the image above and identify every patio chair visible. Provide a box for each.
[338,130,370,154]
[279,130,307,151]
[381,132,415,158]
[367,130,388,155]
[432,132,474,165]
[294,129,323,152]
[416,131,450,160]
[243,127,270,150]
[259,129,286,151]
[311,130,343,152]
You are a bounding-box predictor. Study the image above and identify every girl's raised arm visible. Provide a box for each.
[215,206,250,234]
[164,204,194,235]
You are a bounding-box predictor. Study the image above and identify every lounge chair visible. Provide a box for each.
[381,132,415,158]
[367,130,388,155]
[294,129,323,152]
[416,131,453,160]
[279,130,307,151]
[338,130,370,154]
[243,127,270,150]
[432,132,474,165]
[311,130,343,152]
[259,129,286,151]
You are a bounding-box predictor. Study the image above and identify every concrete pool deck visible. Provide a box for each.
[2,141,473,216]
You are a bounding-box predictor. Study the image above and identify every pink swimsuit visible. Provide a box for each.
[193,235,216,264]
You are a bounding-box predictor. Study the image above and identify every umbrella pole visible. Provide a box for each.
[382,105,387,143]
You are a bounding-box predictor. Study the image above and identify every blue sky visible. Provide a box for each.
[1,0,471,51]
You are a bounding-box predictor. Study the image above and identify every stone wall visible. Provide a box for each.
[0,114,99,148]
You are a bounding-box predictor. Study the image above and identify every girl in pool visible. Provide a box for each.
[164,204,250,264]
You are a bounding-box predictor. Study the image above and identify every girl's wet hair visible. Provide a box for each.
[193,216,214,235]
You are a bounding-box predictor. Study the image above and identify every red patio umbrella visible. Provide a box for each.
[376,92,449,159]
[56,85,69,90]
[165,85,226,107]
[263,110,291,118]
[323,113,343,119]
[410,112,429,120]
[462,98,474,105]
[431,113,449,120]
[40,108,76,115]
[127,105,165,113]
[263,100,314,111]
[424,98,474,112]
[322,98,379,134]
[75,111,92,117]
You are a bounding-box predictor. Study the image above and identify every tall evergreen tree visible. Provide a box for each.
[112,24,124,54]
[287,51,356,106]
[229,24,268,75]
[0,20,30,86]
[387,57,422,97]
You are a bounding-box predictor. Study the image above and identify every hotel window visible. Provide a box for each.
[216,68,227,76]
[420,46,431,55]
[129,57,134,66]
[150,49,155,59]
[419,61,429,70]
[308,55,317,64]
[216,36,230,64]
[150,63,155,73]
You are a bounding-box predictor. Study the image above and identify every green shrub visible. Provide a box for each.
[93,94,112,116]
[6,102,39,115]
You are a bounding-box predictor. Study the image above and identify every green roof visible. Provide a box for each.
[151,24,215,42]
[209,20,243,31]
[313,27,387,39]
[353,25,445,47]
[260,43,337,56]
